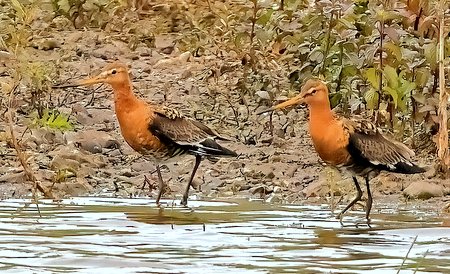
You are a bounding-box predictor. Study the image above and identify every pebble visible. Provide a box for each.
[65,130,120,154]
[403,181,445,199]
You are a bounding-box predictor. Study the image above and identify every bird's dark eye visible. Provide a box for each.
[111,69,117,75]
[311,89,317,94]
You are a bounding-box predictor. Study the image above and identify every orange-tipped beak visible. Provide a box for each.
[53,75,106,89]
[256,94,304,115]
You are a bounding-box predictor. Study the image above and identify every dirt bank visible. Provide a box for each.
[0,24,448,215]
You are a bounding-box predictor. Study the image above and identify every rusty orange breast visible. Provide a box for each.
[307,106,351,166]
[114,95,166,157]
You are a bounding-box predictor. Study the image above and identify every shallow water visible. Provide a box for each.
[0,197,448,274]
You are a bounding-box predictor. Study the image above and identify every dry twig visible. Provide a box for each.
[7,79,54,200]
[397,235,418,274]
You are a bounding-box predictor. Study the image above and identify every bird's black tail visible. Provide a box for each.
[194,138,237,157]
[392,162,426,174]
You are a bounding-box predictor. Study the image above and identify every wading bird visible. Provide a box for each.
[257,79,425,222]
[55,63,237,206]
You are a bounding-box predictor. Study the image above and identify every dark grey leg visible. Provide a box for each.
[337,176,363,222]
[155,165,166,206]
[365,176,373,222]
[181,155,202,207]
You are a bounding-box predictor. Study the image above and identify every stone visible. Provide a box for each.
[273,186,282,193]
[49,146,106,173]
[302,179,327,198]
[0,172,27,184]
[403,181,445,200]
[30,128,65,146]
[59,178,94,196]
[50,157,81,171]
[226,178,247,193]
[153,51,192,68]
[92,44,123,60]
[250,185,273,197]
[201,175,223,194]
[32,38,61,50]
[73,106,114,126]
[285,165,298,177]
[131,161,155,173]
[372,173,402,194]
[265,193,283,203]
[65,130,120,154]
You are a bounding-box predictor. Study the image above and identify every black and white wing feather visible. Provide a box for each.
[149,107,237,158]
[343,117,425,174]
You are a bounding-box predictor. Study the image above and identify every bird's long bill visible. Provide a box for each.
[256,94,304,115]
[53,75,104,89]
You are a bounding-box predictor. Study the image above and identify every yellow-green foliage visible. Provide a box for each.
[53,168,76,183]
[5,0,39,50]
[33,109,74,131]
[51,0,123,28]
[21,61,53,92]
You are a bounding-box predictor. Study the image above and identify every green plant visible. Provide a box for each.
[149,0,448,145]
[2,0,38,51]
[51,0,123,28]
[32,109,74,131]
[19,61,56,117]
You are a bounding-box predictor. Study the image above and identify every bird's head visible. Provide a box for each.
[54,62,130,89]
[79,63,129,87]
[256,79,329,114]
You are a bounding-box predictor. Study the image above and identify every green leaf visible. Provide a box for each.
[338,18,355,29]
[412,93,426,104]
[308,49,324,63]
[234,32,250,47]
[255,29,271,44]
[256,9,274,26]
[365,68,379,89]
[57,0,71,13]
[384,42,402,61]
[329,93,342,108]
[33,109,74,131]
[397,99,407,112]
[414,68,430,88]
[399,79,416,97]
[341,65,358,77]
[378,10,402,21]
[383,86,399,108]
[364,88,379,110]
[424,42,437,70]
[11,0,26,21]
[383,65,398,88]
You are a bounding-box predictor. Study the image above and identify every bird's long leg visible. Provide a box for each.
[155,165,166,206]
[364,176,373,222]
[337,176,363,222]
[181,155,202,207]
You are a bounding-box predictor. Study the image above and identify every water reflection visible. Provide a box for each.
[0,197,448,273]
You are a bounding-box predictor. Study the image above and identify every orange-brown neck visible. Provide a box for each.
[108,80,161,155]
[307,99,350,165]
[111,80,145,138]
[307,99,334,130]
[111,80,140,114]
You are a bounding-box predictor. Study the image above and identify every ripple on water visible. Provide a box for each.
[0,197,448,274]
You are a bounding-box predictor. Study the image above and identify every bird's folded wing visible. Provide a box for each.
[151,107,210,144]
[150,106,237,157]
[153,106,232,141]
[343,117,416,169]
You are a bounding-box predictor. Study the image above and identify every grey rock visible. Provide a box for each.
[49,146,106,173]
[0,172,27,184]
[403,181,445,200]
[65,130,120,154]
